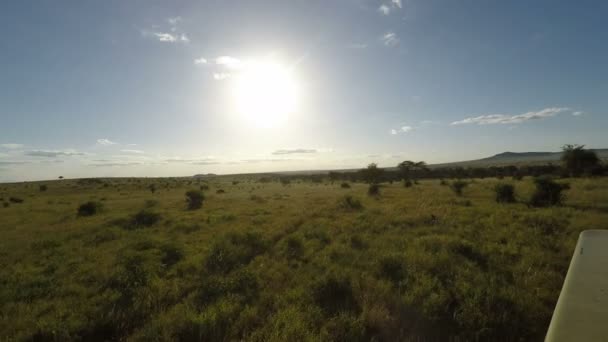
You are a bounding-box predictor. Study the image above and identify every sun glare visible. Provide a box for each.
[232,59,298,128]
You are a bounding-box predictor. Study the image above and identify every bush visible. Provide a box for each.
[494,183,516,203]
[216,189,225,194]
[148,184,156,193]
[9,197,23,203]
[39,185,47,192]
[205,232,268,274]
[340,182,351,189]
[377,255,406,283]
[3,202,9,208]
[403,179,413,188]
[530,177,568,207]
[284,236,305,260]
[185,190,204,210]
[200,184,209,191]
[132,209,161,227]
[312,274,359,315]
[450,180,468,196]
[338,195,363,211]
[439,179,448,186]
[368,184,380,196]
[77,201,102,216]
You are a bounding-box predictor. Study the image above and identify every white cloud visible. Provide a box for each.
[120,149,144,154]
[381,31,399,47]
[25,150,86,157]
[451,107,571,125]
[153,32,189,43]
[390,126,413,135]
[96,138,117,146]
[215,56,243,69]
[272,148,317,155]
[378,0,402,15]
[167,16,181,26]
[572,111,584,116]
[1,143,23,149]
[213,73,230,81]
[378,4,391,15]
[194,57,208,65]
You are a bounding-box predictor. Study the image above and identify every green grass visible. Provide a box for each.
[1,176,607,340]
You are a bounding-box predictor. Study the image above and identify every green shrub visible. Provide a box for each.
[77,201,102,216]
[119,210,162,229]
[312,274,359,315]
[377,255,406,283]
[494,183,516,203]
[530,177,568,207]
[439,179,448,186]
[185,190,204,210]
[368,184,380,196]
[2,202,8,208]
[9,196,23,203]
[148,184,156,193]
[338,195,363,211]
[284,236,304,260]
[404,179,413,188]
[39,184,48,192]
[450,180,468,196]
[205,232,268,274]
[200,184,210,191]
[216,189,226,194]
[340,182,351,189]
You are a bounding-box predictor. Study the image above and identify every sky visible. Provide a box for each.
[1,0,607,182]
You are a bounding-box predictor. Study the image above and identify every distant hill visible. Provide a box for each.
[432,149,608,168]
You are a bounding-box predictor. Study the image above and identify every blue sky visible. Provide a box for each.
[1,0,607,181]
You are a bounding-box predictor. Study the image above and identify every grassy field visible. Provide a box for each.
[1,176,608,341]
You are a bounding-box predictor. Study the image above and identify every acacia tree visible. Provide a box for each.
[362,163,384,184]
[397,160,429,181]
[561,144,600,177]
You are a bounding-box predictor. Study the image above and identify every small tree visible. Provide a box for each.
[362,163,384,184]
[78,201,102,216]
[397,160,428,182]
[494,183,515,203]
[450,180,468,196]
[368,183,380,196]
[185,190,204,210]
[530,177,568,207]
[561,144,600,177]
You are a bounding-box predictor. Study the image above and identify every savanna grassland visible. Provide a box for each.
[1,176,608,341]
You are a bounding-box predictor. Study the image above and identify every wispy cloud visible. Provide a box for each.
[142,16,189,44]
[451,107,571,125]
[378,0,402,15]
[0,161,30,165]
[153,32,189,43]
[194,57,208,65]
[120,149,144,154]
[272,148,317,155]
[213,73,230,80]
[25,150,86,157]
[381,31,399,47]
[390,126,413,135]
[96,138,117,146]
[0,143,23,149]
[378,4,391,15]
[215,56,243,69]
[572,111,584,116]
[89,162,143,167]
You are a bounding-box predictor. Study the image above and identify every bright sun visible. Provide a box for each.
[232,59,298,128]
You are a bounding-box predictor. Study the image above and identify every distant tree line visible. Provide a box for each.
[269,145,605,184]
